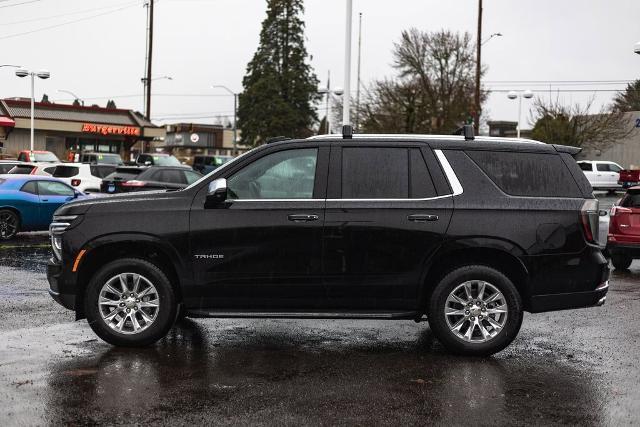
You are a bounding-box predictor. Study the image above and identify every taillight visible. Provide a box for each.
[610,206,631,217]
[580,199,599,243]
[71,179,81,187]
[121,180,146,187]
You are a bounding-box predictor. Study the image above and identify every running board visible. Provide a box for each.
[185,309,421,320]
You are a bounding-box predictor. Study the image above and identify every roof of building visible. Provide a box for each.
[0,98,157,128]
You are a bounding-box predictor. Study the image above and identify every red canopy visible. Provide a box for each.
[0,116,15,128]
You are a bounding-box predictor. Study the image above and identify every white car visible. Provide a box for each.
[45,163,117,193]
[577,160,623,193]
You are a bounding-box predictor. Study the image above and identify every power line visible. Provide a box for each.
[0,0,41,9]
[0,0,140,26]
[0,2,143,40]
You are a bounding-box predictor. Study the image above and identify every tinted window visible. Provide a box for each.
[90,165,116,178]
[158,169,185,184]
[38,181,74,196]
[578,162,593,171]
[342,147,408,199]
[8,165,35,174]
[468,151,581,197]
[410,149,437,198]
[228,148,317,199]
[597,163,622,172]
[51,166,79,178]
[0,164,17,174]
[153,155,181,166]
[17,153,27,162]
[105,167,145,181]
[20,181,37,194]
[184,170,201,184]
[621,190,640,207]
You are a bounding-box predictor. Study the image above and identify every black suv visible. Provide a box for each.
[47,133,609,356]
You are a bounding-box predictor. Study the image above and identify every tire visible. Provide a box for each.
[0,209,20,240]
[427,265,523,357]
[611,254,632,270]
[84,258,177,347]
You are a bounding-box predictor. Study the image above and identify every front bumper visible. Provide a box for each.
[47,258,76,311]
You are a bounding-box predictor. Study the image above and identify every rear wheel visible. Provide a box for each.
[85,258,177,347]
[427,265,523,356]
[0,209,19,240]
[611,253,632,270]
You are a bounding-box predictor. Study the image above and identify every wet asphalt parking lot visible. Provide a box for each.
[0,194,639,425]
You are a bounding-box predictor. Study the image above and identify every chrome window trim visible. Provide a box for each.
[228,149,464,202]
[434,149,463,196]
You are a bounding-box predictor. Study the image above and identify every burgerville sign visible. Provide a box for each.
[81,123,141,137]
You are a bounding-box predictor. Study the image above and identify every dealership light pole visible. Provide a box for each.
[211,85,237,156]
[15,68,50,151]
[507,90,533,138]
[635,41,640,55]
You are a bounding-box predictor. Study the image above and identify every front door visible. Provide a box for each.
[322,145,453,311]
[188,146,329,310]
[36,180,76,226]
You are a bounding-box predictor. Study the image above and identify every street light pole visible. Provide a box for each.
[15,69,50,151]
[58,89,84,106]
[474,0,483,129]
[635,41,640,55]
[342,0,353,128]
[211,85,237,156]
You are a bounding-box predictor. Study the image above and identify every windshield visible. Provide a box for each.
[153,155,181,166]
[33,152,60,162]
[95,153,124,165]
[185,148,257,191]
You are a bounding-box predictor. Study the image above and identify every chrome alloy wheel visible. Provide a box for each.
[98,273,160,335]
[444,280,508,343]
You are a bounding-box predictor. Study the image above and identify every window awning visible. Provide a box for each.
[0,116,15,128]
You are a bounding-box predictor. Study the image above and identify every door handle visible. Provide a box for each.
[288,214,319,222]
[407,214,439,222]
[41,199,49,202]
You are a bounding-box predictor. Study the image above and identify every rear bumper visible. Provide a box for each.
[607,241,640,258]
[47,258,76,311]
[529,281,609,313]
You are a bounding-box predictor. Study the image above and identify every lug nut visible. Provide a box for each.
[136,299,140,303]
[134,306,138,310]
[130,293,134,297]
[465,310,470,315]
[479,315,483,319]
[470,316,475,320]
[119,303,125,307]
[126,308,130,313]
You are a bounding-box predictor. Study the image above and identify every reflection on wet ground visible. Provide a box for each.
[1,225,639,425]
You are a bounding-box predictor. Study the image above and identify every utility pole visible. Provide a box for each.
[326,70,331,134]
[145,0,155,122]
[474,0,483,130]
[355,12,362,132]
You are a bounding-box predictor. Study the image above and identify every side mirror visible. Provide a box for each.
[74,190,81,199]
[144,161,152,166]
[206,178,228,206]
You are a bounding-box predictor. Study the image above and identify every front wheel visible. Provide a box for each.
[427,265,523,356]
[85,258,177,347]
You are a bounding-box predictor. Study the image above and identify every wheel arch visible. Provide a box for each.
[0,205,22,233]
[420,239,530,311]
[74,233,185,319]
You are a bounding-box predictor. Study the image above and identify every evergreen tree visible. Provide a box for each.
[612,79,640,112]
[237,0,320,146]
[106,100,117,109]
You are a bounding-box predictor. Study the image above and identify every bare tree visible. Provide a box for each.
[531,97,633,152]
[359,29,485,134]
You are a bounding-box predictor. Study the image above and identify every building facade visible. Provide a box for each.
[158,123,247,163]
[578,112,640,168]
[0,98,164,161]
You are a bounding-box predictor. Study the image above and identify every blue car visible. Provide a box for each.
[0,175,89,240]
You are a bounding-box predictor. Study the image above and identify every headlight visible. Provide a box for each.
[49,215,78,261]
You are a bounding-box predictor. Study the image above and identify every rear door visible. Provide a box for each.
[322,143,454,311]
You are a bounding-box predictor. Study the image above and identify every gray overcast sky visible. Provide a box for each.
[1,0,639,129]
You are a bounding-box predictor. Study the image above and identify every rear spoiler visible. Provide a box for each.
[552,144,582,156]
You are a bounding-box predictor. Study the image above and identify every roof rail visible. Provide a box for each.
[265,136,290,144]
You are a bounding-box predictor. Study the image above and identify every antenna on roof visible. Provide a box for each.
[342,125,353,139]
[452,124,475,141]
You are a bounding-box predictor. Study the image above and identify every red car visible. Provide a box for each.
[17,150,60,163]
[608,186,640,269]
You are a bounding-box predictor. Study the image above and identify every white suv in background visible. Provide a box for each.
[44,164,117,193]
[577,160,623,193]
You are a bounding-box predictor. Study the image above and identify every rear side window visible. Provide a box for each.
[90,165,116,178]
[578,163,592,171]
[597,163,622,172]
[0,164,16,174]
[51,166,79,178]
[621,190,640,207]
[38,181,74,196]
[20,181,37,194]
[158,169,185,184]
[467,151,582,197]
[410,149,437,198]
[342,147,409,198]
[9,165,35,174]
